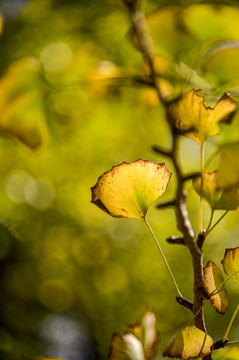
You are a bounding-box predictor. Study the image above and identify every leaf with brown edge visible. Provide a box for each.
[91,160,171,220]
[170,90,236,145]
[204,260,229,315]
[193,171,239,211]
[109,333,145,360]
[163,325,213,360]
[222,247,239,287]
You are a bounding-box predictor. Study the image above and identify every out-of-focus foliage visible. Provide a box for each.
[0,0,239,360]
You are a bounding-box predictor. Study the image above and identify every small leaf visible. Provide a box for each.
[141,312,159,360]
[214,346,239,360]
[204,260,229,315]
[193,172,221,209]
[109,333,145,360]
[217,143,239,189]
[193,171,239,210]
[91,160,171,220]
[222,247,239,287]
[170,90,236,145]
[163,325,213,360]
[0,57,48,148]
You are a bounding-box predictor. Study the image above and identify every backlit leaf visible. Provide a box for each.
[204,260,228,315]
[163,325,213,359]
[130,7,195,58]
[0,57,48,148]
[109,333,145,360]
[201,42,239,85]
[91,160,171,220]
[217,143,239,189]
[193,171,239,210]
[214,346,239,360]
[170,90,236,145]
[222,247,239,287]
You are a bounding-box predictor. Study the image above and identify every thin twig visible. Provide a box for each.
[206,210,229,236]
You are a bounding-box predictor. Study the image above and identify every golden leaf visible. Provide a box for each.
[222,247,239,287]
[91,160,171,220]
[163,325,213,360]
[204,260,228,315]
[170,90,236,145]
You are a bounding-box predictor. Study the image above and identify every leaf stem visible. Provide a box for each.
[206,210,214,234]
[144,217,183,298]
[206,210,228,235]
[223,303,239,342]
[200,143,205,234]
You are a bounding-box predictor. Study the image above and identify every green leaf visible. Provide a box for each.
[0,57,48,148]
[214,346,239,360]
[217,143,239,189]
[204,260,228,315]
[91,159,171,220]
[193,171,239,210]
[170,90,236,145]
[201,42,239,85]
[163,325,213,360]
[222,247,239,287]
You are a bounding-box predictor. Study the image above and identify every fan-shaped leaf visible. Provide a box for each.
[204,260,228,315]
[91,160,171,220]
[193,171,239,210]
[222,247,239,287]
[170,90,236,145]
[163,325,213,359]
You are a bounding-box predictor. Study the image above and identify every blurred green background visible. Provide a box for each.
[0,0,239,359]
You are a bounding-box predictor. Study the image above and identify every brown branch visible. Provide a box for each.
[157,200,176,209]
[176,296,193,311]
[126,5,210,358]
[166,236,185,245]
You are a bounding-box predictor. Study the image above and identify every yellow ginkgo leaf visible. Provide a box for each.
[109,333,145,360]
[91,160,171,220]
[163,325,213,360]
[204,260,229,315]
[193,171,239,210]
[170,90,236,145]
[221,247,239,287]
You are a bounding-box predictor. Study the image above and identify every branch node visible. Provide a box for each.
[197,231,206,249]
[176,296,193,311]
[211,338,229,351]
[167,236,185,245]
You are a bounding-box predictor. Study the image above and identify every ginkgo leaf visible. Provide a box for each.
[170,90,236,145]
[0,57,48,148]
[222,247,239,287]
[204,260,229,315]
[109,333,145,360]
[193,172,221,209]
[163,325,213,360]
[214,346,239,360]
[91,160,171,220]
[217,143,239,189]
[193,171,239,210]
